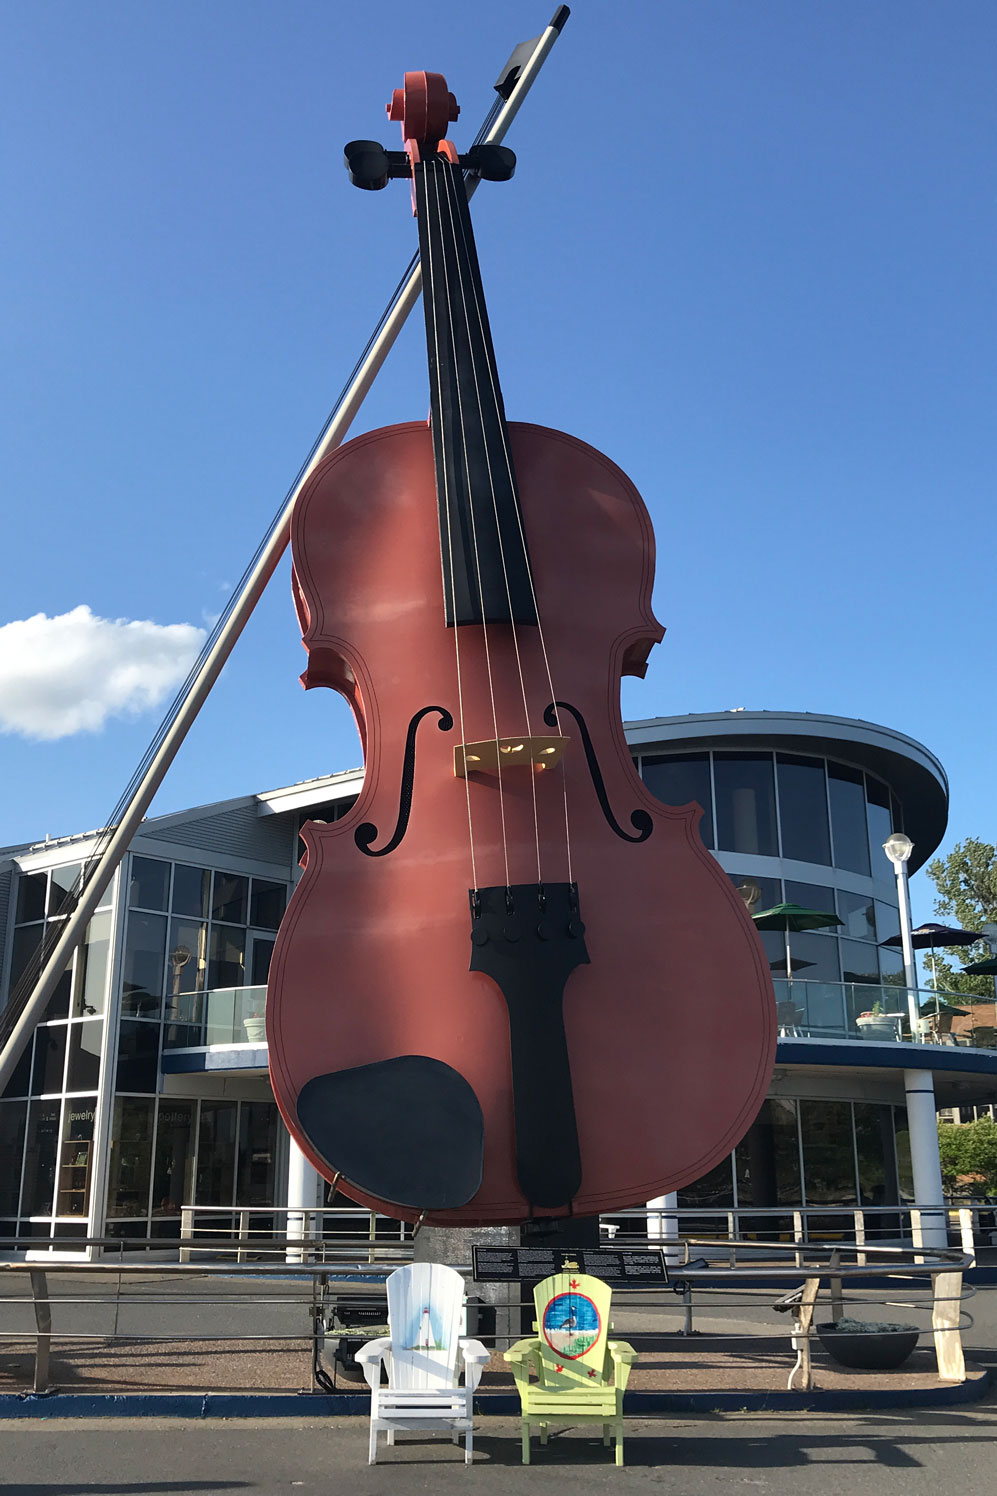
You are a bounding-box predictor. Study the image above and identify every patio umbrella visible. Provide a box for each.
[752,902,842,985]
[961,954,997,1003]
[881,922,981,992]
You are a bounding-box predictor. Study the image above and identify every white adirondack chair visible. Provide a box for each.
[356,1262,489,1464]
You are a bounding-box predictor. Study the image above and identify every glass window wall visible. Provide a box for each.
[640,754,714,847]
[828,764,871,875]
[714,754,778,857]
[776,756,831,865]
[106,1098,154,1219]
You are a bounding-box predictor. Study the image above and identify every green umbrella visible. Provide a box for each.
[752,902,843,985]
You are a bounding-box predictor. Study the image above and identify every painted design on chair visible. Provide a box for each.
[541,1291,601,1359]
[404,1305,445,1351]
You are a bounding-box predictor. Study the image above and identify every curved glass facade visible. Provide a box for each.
[636,748,905,989]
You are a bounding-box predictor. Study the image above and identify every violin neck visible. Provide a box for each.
[415,155,538,629]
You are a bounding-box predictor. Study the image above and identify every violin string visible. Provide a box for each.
[446,160,574,886]
[423,155,478,892]
[430,155,511,892]
[440,155,543,888]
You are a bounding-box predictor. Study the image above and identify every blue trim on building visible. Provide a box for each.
[161,1046,268,1074]
[777,1037,997,1077]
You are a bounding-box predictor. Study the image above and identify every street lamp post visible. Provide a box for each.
[883,834,947,1249]
[883,834,918,1037]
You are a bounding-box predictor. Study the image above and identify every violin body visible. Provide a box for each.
[267,416,776,1224]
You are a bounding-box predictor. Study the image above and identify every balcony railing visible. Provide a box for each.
[163,985,268,1049]
[774,979,997,1051]
[162,979,997,1054]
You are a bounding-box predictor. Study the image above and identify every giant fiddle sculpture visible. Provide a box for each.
[266,71,776,1225]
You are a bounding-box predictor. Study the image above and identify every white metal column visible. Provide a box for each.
[285,1135,320,1264]
[646,1191,681,1265]
[904,1069,947,1249]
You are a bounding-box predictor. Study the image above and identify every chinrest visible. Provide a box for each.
[296,1054,484,1210]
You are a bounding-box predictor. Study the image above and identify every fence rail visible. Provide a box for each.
[0,1234,974,1398]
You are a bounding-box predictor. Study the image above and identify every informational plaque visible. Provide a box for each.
[472,1245,667,1285]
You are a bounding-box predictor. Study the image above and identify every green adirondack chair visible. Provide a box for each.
[504,1270,637,1465]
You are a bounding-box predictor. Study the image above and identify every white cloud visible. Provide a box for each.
[0,605,206,740]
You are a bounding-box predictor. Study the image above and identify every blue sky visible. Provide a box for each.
[1,1,993,923]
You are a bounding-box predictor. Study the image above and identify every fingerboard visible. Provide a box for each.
[415,155,538,628]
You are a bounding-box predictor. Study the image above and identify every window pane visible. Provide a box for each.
[879,947,905,984]
[828,764,871,874]
[854,1102,901,1211]
[10,924,43,989]
[893,1107,914,1202]
[152,1101,194,1218]
[250,939,275,986]
[172,864,209,918]
[800,1100,857,1206]
[838,889,876,942]
[106,1097,154,1219]
[66,1020,103,1092]
[48,864,81,917]
[640,754,714,848]
[212,872,248,926]
[15,873,47,924]
[22,1101,61,1216]
[57,1101,96,1217]
[31,1025,67,1095]
[776,755,830,864]
[1,1038,33,1100]
[236,1102,278,1206]
[784,930,840,983]
[875,901,901,945]
[866,778,893,875]
[250,879,287,931]
[129,856,170,911]
[115,1021,160,1093]
[714,754,778,856]
[76,911,111,1016]
[121,911,166,1018]
[840,939,882,985]
[0,1102,27,1215]
[209,926,246,990]
[167,919,208,995]
[196,1100,237,1205]
[734,1098,801,1208]
[784,881,836,922]
[42,966,72,1024]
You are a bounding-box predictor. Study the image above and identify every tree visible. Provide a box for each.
[938,1117,997,1196]
[923,839,997,999]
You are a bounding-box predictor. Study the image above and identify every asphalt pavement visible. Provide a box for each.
[2,1404,997,1496]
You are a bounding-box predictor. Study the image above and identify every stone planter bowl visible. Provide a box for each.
[816,1319,920,1370]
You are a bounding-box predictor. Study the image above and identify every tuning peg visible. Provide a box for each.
[462,144,516,183]
[344,140,392,191]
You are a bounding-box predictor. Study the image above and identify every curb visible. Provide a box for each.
[0,1369,989,1419]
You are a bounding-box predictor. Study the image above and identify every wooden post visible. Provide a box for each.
[828,1249,843,1323]
[932,1270,965,1382]
[787,1276,821,1392]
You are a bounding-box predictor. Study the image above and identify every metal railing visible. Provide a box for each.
[177,1204,412,1264]
[161,980,997,1056]
[0,1231,975,1398]
[773,979,997,1049]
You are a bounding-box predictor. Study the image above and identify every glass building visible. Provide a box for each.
[1,711,994,1255]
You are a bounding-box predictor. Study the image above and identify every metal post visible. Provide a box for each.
[29,1270,51,1395]
[0,7,572,1094]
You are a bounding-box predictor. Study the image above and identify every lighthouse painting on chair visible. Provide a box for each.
[406,1304,445,1353]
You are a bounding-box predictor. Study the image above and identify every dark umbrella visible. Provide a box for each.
[753,903,842,985]
[881,922,981,992]
[961,955,997,1004]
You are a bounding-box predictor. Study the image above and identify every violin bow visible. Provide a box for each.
[0,7,571,1091]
